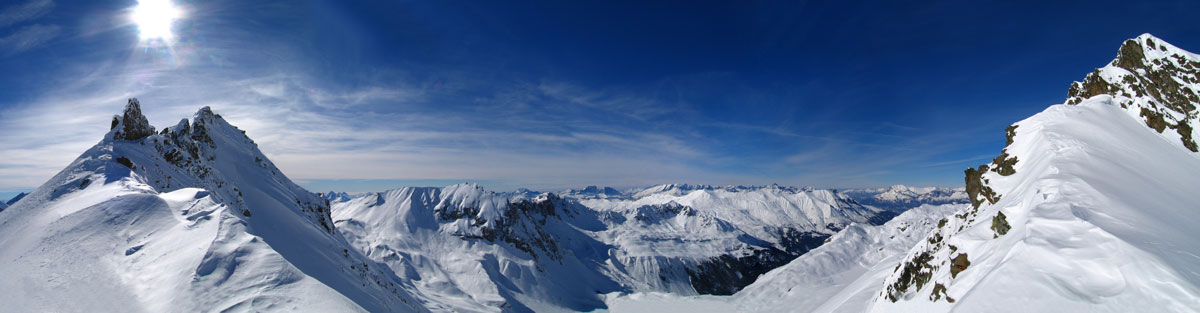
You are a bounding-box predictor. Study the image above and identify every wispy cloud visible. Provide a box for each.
[0,24,59,55]
[0,0,57,56]
[0,0,1006,194]
[0,58,743,192]
[0,0,53,28]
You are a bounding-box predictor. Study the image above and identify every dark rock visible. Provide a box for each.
[1114,39,1147,71]
[950,253,970,278]
[991,211,1010,238]
[115,157,134,170]
[113,98,155,141]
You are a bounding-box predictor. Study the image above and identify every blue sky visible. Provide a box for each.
[0,0,1197,198]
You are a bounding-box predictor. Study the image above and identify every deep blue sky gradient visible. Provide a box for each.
[0,0,1198,197]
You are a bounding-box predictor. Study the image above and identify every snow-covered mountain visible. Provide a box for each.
[842,185,968,212]
[8,33,1198,313]
[0,192,27,212]
[333,184,621,312]
[585,183,892,295]
[331,182,895,312]
[870,33,1200,311]
[728,203,965,313]
[6,192,26,206]
[321,191,357,204]
[560,185,629,200]
[605,203,967,313]
[0,100,427,312]
[606,33,1200,313]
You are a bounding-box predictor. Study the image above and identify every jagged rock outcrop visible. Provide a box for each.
[111,98,156,141]
[1067,34,1200,152]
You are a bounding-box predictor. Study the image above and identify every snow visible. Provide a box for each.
[332,185,621,312]
[842,185,968,212]
[870,34,1200,312]
[0,102,427,312]
[600,292,735,313]
[585,184,881,242]
[870,96,1200,312]
[332,183,892,311]
[6,34,1199,313]
[734,204,965,312]
[599,203,965,313]
[599,33,1200,313]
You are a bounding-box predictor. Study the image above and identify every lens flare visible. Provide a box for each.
[131,0,182,41]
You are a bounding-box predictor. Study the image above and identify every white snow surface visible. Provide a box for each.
[734,203,965,312]
[333,185,620,313]
[601,203,965,313]
[868,34,1200,312]
[584,184,880,242]
[869,96,1200,312]
[332,183,889,312]
[0,102,426,312]
[604,33,1200,313]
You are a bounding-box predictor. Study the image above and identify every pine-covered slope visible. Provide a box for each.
[871,34,1200,312]
[0,100,427,312]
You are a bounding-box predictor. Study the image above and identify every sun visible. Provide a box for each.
[131,0,182,41]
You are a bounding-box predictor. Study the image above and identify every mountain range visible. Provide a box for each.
[0,33,1197,312]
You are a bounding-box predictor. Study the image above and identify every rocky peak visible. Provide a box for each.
[1066,34,1200,151]
[111,98,156,141]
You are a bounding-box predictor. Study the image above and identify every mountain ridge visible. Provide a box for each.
[0,100,427,312]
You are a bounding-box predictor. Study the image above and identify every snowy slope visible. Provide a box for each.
[871,34,1200,312]
[731,203,965,313]
[587,184,886,245]
[602,203,965,313]
[584,184,891,295]
[332,183,894,311]
[0,100,427,312]
[333,184,620,313]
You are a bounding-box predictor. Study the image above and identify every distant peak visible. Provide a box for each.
[196,106,215,117]
[193,106,221,126]
[112,98,155,141]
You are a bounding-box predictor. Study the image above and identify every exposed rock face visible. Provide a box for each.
[1067,34,1200,152]
[435,192,592,262]
[112,98,156,141]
